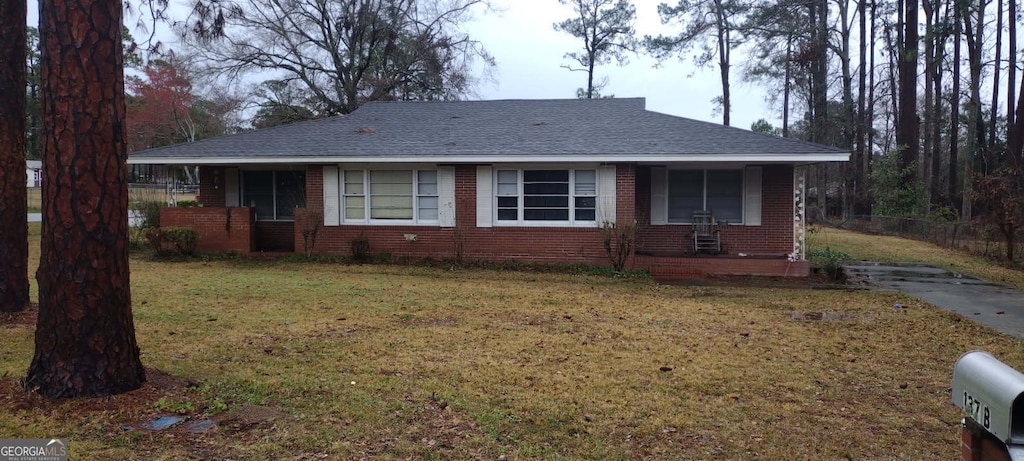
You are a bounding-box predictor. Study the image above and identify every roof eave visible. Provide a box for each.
[128,153,851,165]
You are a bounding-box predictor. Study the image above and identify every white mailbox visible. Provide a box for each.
[952,351,1024,444]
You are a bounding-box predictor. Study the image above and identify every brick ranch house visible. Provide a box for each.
[128,98,849,277]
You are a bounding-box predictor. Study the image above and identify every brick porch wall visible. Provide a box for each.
[635,164,796,256]
[160,206,253,253]
[197,166,225,207]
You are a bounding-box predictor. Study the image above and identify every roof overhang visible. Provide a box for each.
[128,153,851,165]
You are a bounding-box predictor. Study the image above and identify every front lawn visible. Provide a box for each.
[1,227,1020,459]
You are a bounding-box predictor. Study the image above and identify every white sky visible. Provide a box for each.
[26,0,776,130]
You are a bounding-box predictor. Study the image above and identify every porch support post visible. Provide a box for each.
[794,167,807,259]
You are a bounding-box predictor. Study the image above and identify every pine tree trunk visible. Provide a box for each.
[990,0,1004,169]
[854,0,868,215]
[896,0,919,184]
[0,0,30,313]
[930,0,947,207]
[950,4,961,211]
[25,0,145,399]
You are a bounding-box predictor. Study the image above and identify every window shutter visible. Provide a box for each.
[598,165,617,224]
[438,167,456,227]
[650,167,667,225]
[744,166,762,226]
[323,166,340,226]
[476,166,492,227]
[224,167,239,207]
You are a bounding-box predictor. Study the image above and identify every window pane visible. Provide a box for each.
[707,170,743,222]
[575,197,596,208]
[243,171,274,220]
[575,170,596,195]
[497,209,518,220]
[524,196,569,208]
[667,170,704,223]
[497,170,518,183]
[370,195,414,219]
[275,171,305,219]
[418,196,438,220]
[497,170,518,196]
[344,196,365,219]
[524,170,569,182]
[575,209,596,221]
[344,170,364,194]
[370,170,413,219]
[497,196,518,208]
[524,182,569,195]
[496,183,518,195]
[525,209,569,221]
[418,170,438,195]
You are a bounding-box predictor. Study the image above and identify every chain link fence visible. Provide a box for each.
[841,215,1023,262]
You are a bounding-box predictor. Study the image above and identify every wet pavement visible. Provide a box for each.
[845,261,1024,339]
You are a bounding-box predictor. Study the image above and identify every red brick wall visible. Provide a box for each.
[297,164,632,264]
[296,164,798,266]
[255,221,294,252]
[636,164,795,256]
[160,207,253,253]
[198,166,225,207]
[961,418,1012,461]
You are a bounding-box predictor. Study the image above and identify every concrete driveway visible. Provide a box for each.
[845,261,1024,339]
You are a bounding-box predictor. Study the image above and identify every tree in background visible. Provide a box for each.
[26,27,41,161]
[127,58,195,151]
[188,0,491,116]
[250,80,319,129]
[25,0,145,398]
[0,0,30,314]
[126,55,242,151]
[552,0,637,99]
[646,0,750,126]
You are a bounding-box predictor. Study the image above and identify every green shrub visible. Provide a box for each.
[175,200,202,208]
[146,226,199,257]
[134,200,163,228]
[350,234,371,262]
[808,247,851,282]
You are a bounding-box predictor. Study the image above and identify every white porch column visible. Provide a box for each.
[793,168,807,260]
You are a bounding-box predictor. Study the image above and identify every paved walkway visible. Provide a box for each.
[845,261,1024,339]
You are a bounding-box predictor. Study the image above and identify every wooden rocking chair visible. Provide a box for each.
[691,210,721,255]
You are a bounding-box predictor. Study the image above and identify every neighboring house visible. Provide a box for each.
[26,160,42,188]
[128,98,849,277]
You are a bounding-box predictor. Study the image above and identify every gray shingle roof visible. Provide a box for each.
[128,98,849,164]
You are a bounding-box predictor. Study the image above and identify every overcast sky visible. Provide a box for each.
[26,0,777,130]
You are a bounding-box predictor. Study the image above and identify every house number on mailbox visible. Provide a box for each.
[964,390,992,429]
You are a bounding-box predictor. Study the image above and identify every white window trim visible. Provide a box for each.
[491,166,601,228]
[340,168,440,226]
[664,167,746,225]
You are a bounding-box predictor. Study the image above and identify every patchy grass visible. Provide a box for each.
[808,225,1024,289]
[2,227,1021,459]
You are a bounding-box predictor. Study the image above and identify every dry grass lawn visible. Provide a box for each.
[2,224,1022,459]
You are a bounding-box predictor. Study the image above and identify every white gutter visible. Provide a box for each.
[128,153,851,165]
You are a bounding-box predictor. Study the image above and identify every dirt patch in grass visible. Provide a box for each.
[0,303,38,326]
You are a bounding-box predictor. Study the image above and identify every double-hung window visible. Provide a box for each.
[342,169,438,224]
[495,169,597,225]
[667,169,743,223]
[242,170,306,221]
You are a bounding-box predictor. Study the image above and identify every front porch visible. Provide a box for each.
[635,253,810,279]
